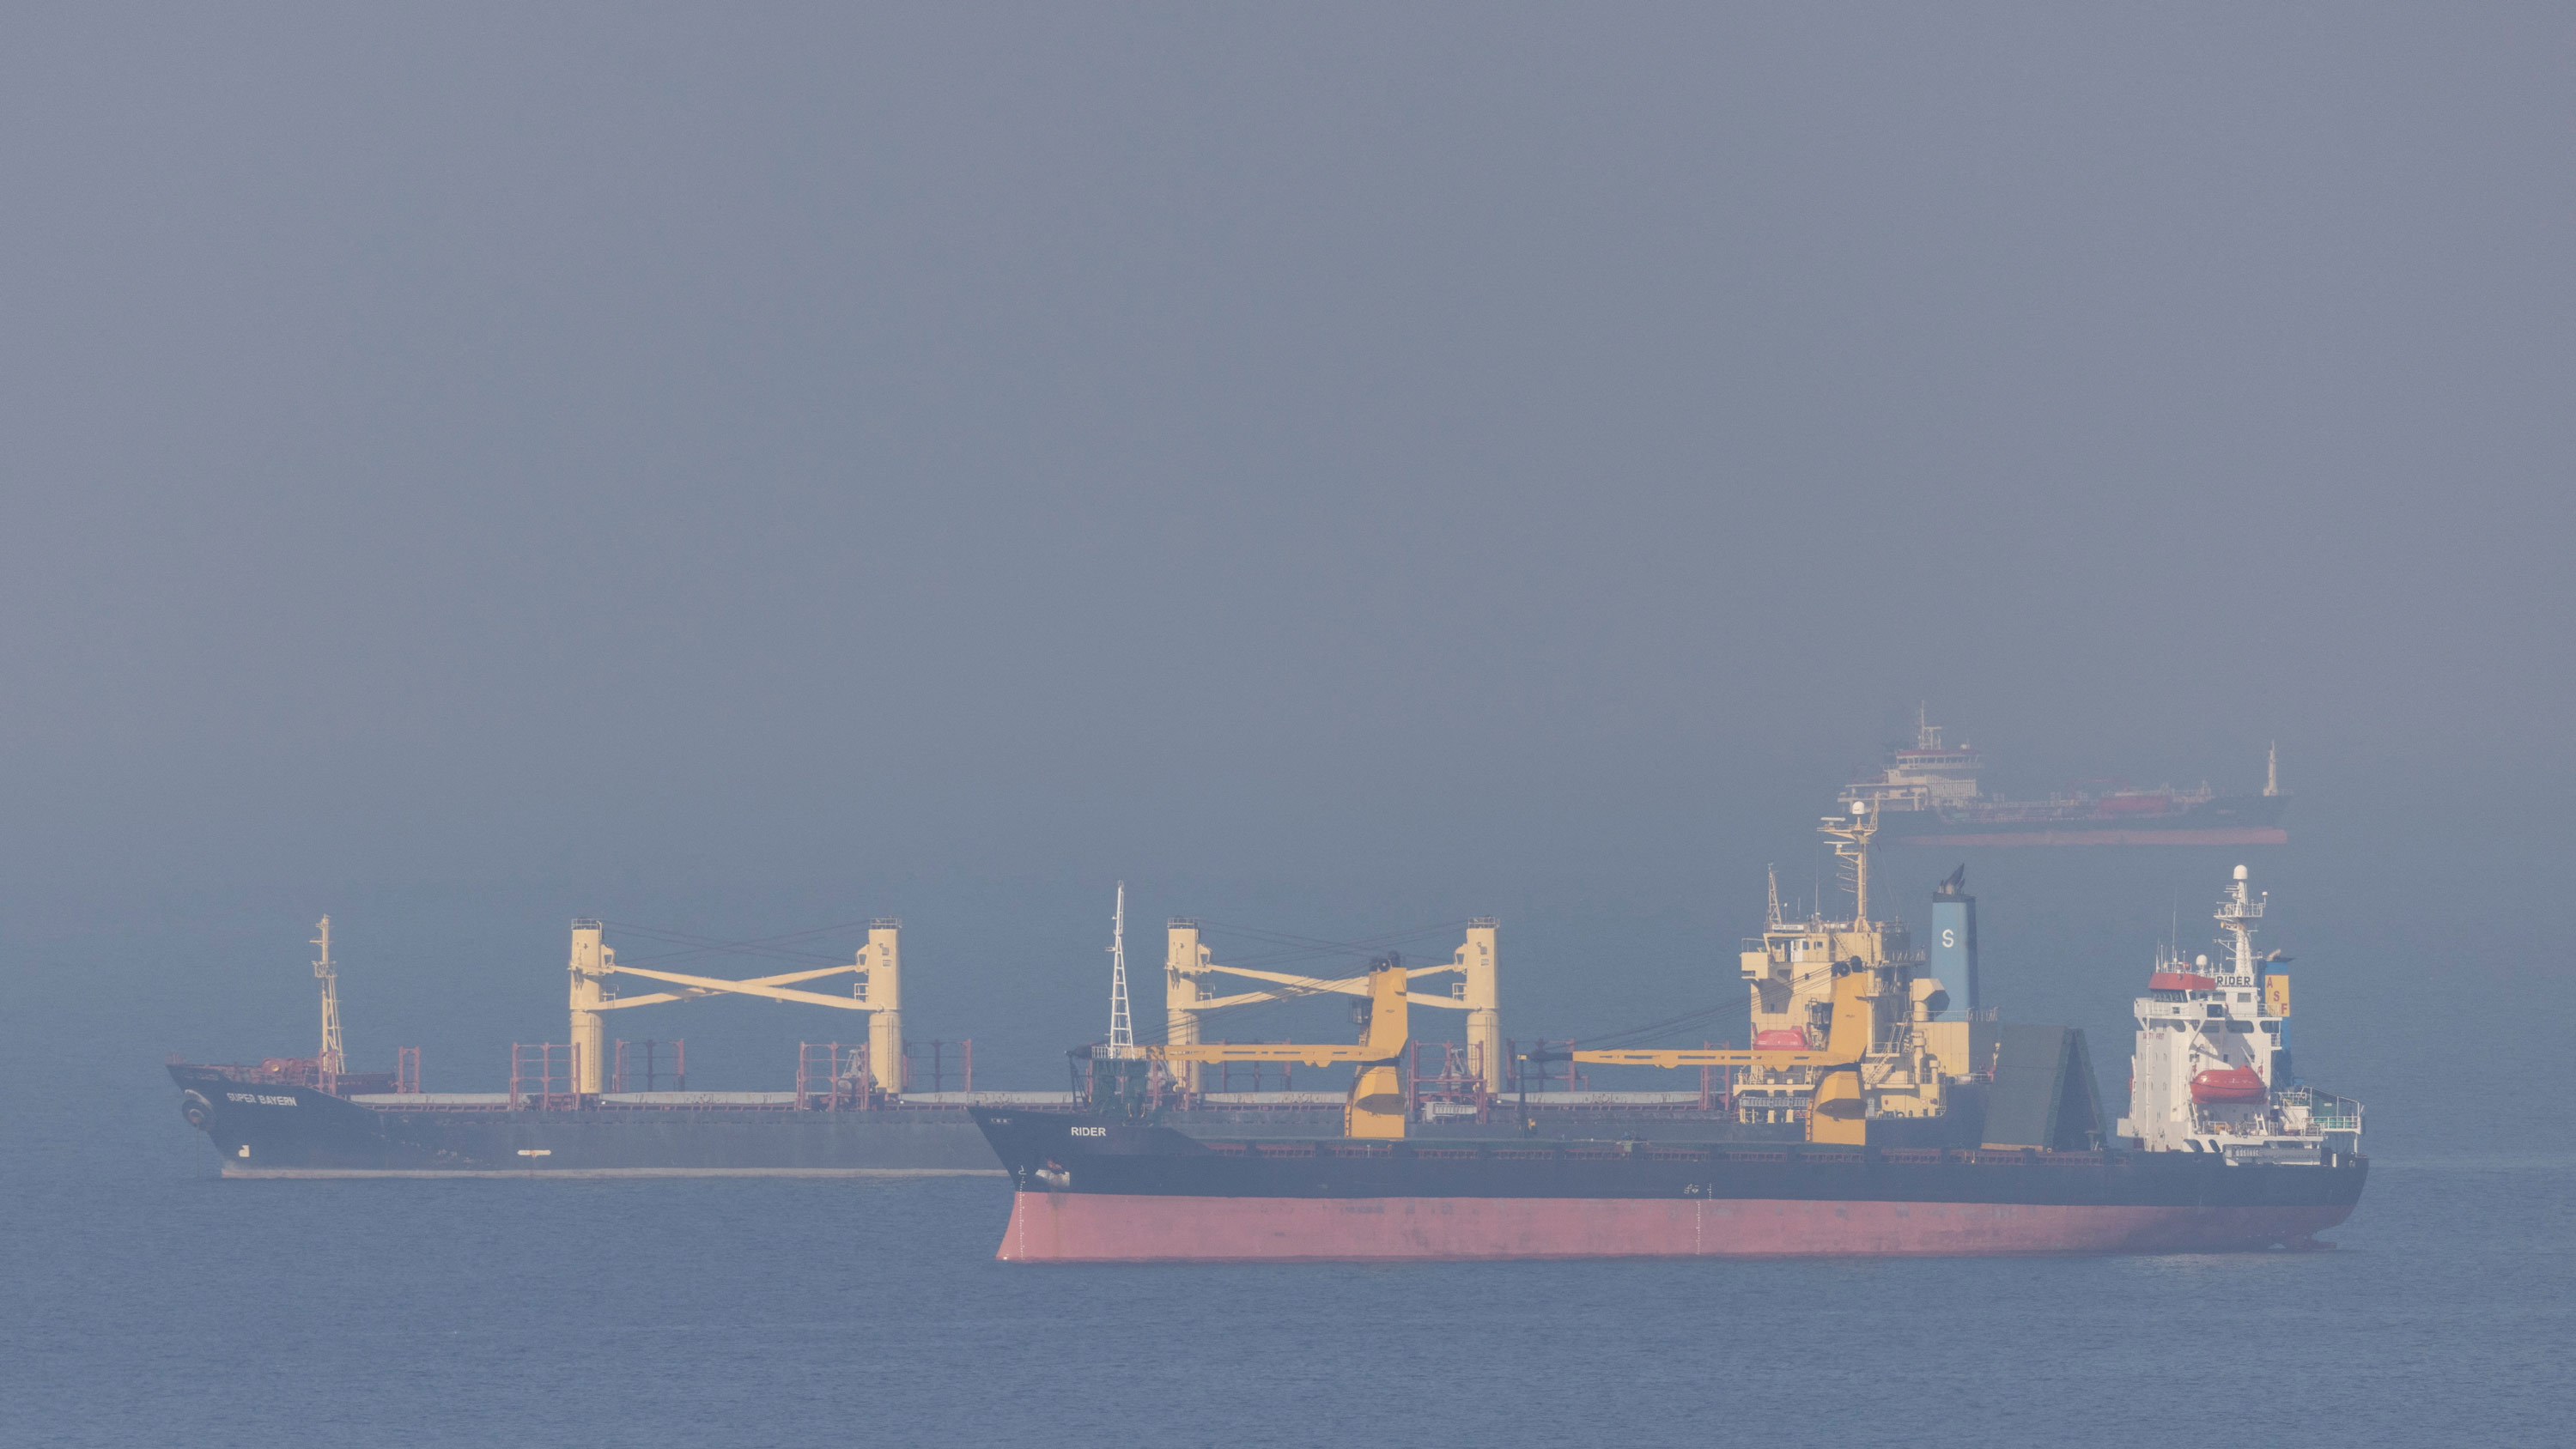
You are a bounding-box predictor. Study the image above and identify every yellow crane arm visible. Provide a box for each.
[1186,990,1297,1012]
[1181,962,1472,1012]
[1144,961,1417,1070]
[729,963,871,989]
[1188,989,1462,1013]
[598,963,871,1011]
[1571,1048,1838,1070]
[1148,1042,1388,1069]
[1188,964,1371,995]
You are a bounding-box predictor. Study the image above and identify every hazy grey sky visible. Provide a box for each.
[5,9,2570,1095]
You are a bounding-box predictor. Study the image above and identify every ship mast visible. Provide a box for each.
[2215,864,2265,976]
[2265,743,2280,797]
[313,916,343,1078]
[1820,801,1880,926]
[1106,882,1134,1058]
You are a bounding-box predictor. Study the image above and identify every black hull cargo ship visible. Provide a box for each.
[172,1065,1013,1177]
[970,855,2367,1262]
[172,913,1808,1178]
[168,1064,1800,1177]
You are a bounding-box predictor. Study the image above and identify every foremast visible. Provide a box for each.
[313,917,343,1083]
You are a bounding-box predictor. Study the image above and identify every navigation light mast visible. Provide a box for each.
[1106,882,1133,1058]
[313,916,343,1078]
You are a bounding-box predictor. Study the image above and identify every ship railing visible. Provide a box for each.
[508,1043,580,1112]
[796,1042,873,1110]
[2274,1087,2362,1132]
[902,1039,973,1096]
[611,1039,685,1094]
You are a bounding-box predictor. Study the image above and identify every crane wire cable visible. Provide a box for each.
[1568,1002,1742,1050]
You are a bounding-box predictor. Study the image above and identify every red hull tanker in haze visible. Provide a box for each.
[1839,714,2289,846]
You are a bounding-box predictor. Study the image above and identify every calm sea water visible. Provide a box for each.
[9,1121,2568,1447]
[11,892,2574,1449]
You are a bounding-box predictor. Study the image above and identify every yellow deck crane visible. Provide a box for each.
[563,918,906,1095]
[1133,959,1414,1138]
[1163,919,1501,1094]
[1566,966,1881,1145]
[1563,803,1984,1146]
[1135,958,1895,1145]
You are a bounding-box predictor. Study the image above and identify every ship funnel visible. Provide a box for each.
[1929,870,1978,1016]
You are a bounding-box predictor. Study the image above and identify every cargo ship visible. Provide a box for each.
[171,918,1043,1175]
[1838,713,2288,846]
[171,895,1780,1176]
[971,821,2365,1260]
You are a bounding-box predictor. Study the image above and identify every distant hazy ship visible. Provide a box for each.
[1839,714,2287,847]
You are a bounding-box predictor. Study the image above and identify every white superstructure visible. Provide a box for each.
[1839,709,1986,815]
[2117,864,2362,1163]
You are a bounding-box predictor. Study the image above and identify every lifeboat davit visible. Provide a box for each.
[1753,1029,1810,1050]
[2190,1067,2266,1104]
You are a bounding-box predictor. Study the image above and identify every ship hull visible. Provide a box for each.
[972,1110,2365,1262]
[174,1066,1001,1176]
[997,1191,2355,1261]
[171,1067,1780,1178]
[1903,828,2288,848]
[1874,792,2289,847]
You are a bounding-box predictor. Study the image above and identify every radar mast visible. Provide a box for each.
[313,916,343,1080]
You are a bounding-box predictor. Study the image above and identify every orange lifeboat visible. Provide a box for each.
[2190,1067,2266,1104]
[1753,1029,1810,1050]
[2150,971,2216,991]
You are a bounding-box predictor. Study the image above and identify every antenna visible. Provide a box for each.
[1765,864,1782,928]
[2214,864,2266,976]
[1106,882,1133,1056]
[313,916,343,1078]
